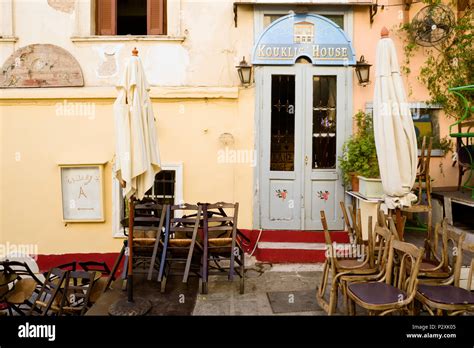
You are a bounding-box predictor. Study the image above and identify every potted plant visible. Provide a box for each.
[339,111,381,195]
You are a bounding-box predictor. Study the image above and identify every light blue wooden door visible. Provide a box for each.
[303,67,345,230]
[260,66,346,230]
[260,66,303,230]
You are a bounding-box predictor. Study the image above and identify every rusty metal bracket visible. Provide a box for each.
[369,2,378,25]
[234,3,238,27]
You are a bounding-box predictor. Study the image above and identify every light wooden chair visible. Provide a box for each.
[316,210,376,315]
[346,237,424,316]
[415,232,474,315]
[339,222,394,314]
[401,136,433,244]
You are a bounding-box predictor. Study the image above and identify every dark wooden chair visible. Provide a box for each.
[200,202,244,295]
[2,261,44,315]
[78,261,111,304]
[316,210,376,315]
[158,204,203,293]
[346,237,424,316]
[415,232,474,315]
[29,268,67,316]
[126,200,166,280]
[58,270,96,316]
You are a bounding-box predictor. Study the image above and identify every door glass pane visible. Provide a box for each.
[312,76,337,169]
[270,75,295,171]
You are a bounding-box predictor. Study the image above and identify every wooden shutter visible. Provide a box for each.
[97,0,117,35]
[148,0,166,35]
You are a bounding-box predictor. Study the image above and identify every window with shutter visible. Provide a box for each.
[148,0,167,35]
[97,0,117,35]
[97,0,167,36]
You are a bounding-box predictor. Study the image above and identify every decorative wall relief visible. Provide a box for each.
[47,0,75,14]
[0,44,84,88]
[94,45,122,79]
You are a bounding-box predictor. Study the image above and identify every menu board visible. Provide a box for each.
[60,165,104,222]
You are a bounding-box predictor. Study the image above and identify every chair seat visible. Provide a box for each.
[169,239,192,247]
[337,259,371,270]
[418,284,474,305]
[348,282,407,305]
[208,237,232,247]
[419,259,448,272]
[133,237,156,246]
[5,279,37,304]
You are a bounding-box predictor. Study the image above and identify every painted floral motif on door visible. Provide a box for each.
[317,190,330,201]
[275,189,288,200]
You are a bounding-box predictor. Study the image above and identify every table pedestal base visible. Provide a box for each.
[108,297,151,316]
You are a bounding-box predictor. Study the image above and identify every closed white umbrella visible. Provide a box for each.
[110,48,161,316]
[114,48,161,200]
[373,27,418,210]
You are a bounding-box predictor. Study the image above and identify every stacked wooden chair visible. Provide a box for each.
[401,136,433,243]
[200,202,244,294]
[346,237,424,316]
[158,204,203,293]
[29,268,68,316]
[1,261,44,315]
[317,206,376,315]
[415,231,474,315]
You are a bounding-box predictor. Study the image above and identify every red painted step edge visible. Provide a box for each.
[238,229,349,253]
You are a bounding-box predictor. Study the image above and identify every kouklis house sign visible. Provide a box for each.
[252,14,356,66]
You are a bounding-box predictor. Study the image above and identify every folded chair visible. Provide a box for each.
[158,204,203,293]
[79,261,112,304]
[346,237,424,316]
[128,200,166,280]
[2,261,44,315]
[58,270,96,316]
[200,202,244,294]
[415,232,474,315]
[29,268,67,316]
[317,210,376,315]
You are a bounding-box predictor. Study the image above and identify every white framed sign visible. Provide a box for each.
[59,164,105,222]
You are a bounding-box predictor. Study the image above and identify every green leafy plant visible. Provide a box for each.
[339,111,380,185]
[398,3,473,119]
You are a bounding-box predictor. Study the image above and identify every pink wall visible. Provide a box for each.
[352,3,458,188]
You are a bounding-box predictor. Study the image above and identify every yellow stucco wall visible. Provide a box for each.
[0,88,254,254]
[0,1,461,255]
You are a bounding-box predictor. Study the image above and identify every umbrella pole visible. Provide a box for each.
[127,196,135,302]
[108,195,151,316]
[395,208,403,240]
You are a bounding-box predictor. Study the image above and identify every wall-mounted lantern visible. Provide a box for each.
[354,55,372,86]
[236,56,252,86]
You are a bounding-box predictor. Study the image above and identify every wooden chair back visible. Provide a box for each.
[29,268,67,316]
[203,202,239,240]
[372,224,393,271]
[340,202,359,244]
[385,238,424,302]
[59,270,95,316]
[167,203,202,238]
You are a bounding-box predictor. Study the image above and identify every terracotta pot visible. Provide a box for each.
[350,173,359,192]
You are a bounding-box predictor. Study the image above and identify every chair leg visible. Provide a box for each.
[148,229,162,281]
[328,278,338,315]
[183,234,198,284]
[239,250,245,294]
[158,230,170,283]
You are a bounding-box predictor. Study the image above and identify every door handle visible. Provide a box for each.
[305,155,308,166]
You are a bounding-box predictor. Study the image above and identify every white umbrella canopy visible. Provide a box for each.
[373,28,418,209]
[114,48,161,200]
